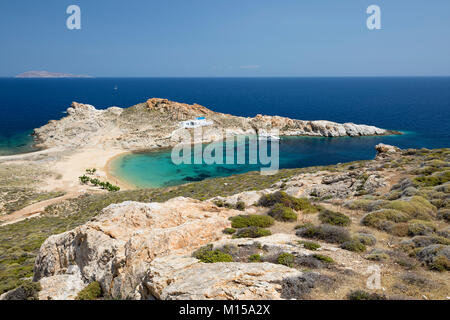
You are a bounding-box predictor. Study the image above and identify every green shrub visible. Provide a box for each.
[298,240,321,251]
[75,282,101,300]
[230,214,274,228]
[312,254,334,263]
[79,175,90,184]
[268,203,298,222]
[414,171,450,187]
[344,199,376,211]
[340,239,366,252]
[214,199,233,208]
[249,254,262,262]
[233,226,271,239]
[296,224,351,244]
[361,209,410,229]
[388,223,409,237]
[258,191,318,213]
[347,290,386,300]
[0,280,42,300]
[429,255,450,272]
[192,244,233,263]
[353,233,376,246]
[381,196,436,220]
[213,199,225,207]
[295,222,314,229]
[407,220,437,236]
[235,201,246,211]
[318,209,351,226]
[277,252,295,267]
[366,253,389,261]
[223,228,236,234]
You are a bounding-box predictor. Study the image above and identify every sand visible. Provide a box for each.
[41,148,135,192]
[0,147,139,225]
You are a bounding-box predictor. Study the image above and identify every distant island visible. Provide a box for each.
[15,71,93,78]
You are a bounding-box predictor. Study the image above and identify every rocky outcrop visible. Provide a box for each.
[32,196,349,300]
[376,143,401,157]
[142,257,303,300]
[32,98,394,150]
[33,197,240,299]
[271,170,387,199]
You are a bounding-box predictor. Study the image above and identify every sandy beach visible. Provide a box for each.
[46,148,136,192]
[0,147,136,193]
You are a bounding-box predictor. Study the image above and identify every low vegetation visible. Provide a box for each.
[347,290,386,300]
[230,214,274,228]
[277,253,295,267]
[296,224,351,244]
[340,239,366,252]
[258,191,318,213]
[223,227,236,235]
[318,209,351,226]
[75,282,102,300]
[79,175,120,192]
[232,226,272,239]
[192,244,233,263]
[249,254,262,262]
[298,240,321,251]
[312,254,334,264]
[268,204,298,222]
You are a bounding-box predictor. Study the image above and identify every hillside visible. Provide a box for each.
[0,145,448,300]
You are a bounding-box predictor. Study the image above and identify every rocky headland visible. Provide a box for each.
[32,98,395,150]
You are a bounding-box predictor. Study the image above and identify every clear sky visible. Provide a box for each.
[0,0,449,77]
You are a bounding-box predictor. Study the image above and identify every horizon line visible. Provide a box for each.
[2,75,450,79]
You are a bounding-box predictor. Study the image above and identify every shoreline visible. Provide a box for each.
[0,130,407,194]
[105,151,137,190]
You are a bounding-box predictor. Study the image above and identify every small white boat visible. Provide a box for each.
[258,134,281,141]
[114,85,118,90]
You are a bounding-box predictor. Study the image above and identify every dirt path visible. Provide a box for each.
[0,192,81,226]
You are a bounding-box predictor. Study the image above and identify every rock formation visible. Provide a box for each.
[33,197,241,299]
[32,98,395,150]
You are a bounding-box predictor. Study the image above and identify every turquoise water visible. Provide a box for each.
[0,130,35,156]
[110,133,413,188]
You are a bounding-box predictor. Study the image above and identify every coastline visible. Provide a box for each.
[105,151,137,190]
[0,129,407,194]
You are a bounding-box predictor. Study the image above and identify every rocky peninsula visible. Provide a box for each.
[33,98,394,151]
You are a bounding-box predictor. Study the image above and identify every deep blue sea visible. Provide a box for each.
[1,77,449,187]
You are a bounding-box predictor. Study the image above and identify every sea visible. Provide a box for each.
[0,77,449,187]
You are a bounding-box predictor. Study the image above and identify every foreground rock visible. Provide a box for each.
[33,98,394,150]
[31,197,345,300]
[143,258,303,300]
[33,197,240,299]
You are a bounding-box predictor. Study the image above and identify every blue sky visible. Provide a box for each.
[0,0,449,77]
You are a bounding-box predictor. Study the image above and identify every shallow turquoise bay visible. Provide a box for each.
[109,133,414,188]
